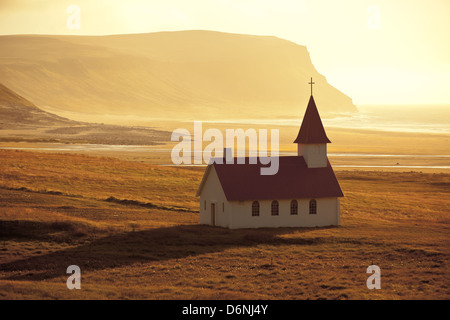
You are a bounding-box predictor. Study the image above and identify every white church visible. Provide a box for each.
[196,83,344,229]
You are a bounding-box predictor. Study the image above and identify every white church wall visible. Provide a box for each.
[227,197,339,229]
[198,166,230,227]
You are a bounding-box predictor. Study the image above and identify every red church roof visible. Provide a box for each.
[294,96,331,144]
[197,156,343,201]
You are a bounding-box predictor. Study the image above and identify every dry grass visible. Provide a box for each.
[0,150,449,300]
[0,149,200,209]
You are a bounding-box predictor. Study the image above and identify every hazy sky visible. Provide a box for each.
[1,0,449,105]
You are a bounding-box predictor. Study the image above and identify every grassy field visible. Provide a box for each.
[0,149,449,299]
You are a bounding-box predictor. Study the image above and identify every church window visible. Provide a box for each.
[252,201,259,216]
[309,199,317,214]
[290,200,298,215]
[271,200,279,216]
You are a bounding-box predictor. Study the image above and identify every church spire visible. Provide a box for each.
[294,78,330,168]
[294,80,331,144]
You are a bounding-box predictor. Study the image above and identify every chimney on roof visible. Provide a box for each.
[223,148,233,164]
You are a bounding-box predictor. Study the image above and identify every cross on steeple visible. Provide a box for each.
[308,77,315,96]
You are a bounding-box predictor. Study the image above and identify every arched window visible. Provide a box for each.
[252,201,259,216]
[290,200,298,215]
[309,199,317,214]
[271,200,279,216]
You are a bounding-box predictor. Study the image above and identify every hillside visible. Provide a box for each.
[0,82,170,145]
[0,31,356,123]
[0,83,74,128]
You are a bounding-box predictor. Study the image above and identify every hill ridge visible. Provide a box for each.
[0,30,356,123]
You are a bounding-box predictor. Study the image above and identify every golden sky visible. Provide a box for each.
[0,0,449,105]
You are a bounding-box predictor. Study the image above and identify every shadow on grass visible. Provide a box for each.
[0,221,338,281]
[0,220,89,244]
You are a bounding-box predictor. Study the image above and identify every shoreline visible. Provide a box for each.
[1,147,449,173]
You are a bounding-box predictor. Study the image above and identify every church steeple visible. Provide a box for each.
[295,78,330,168]
[294,95,331,144]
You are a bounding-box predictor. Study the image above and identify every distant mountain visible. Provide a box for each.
[0,82,74,128]
[0,31,356,122]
